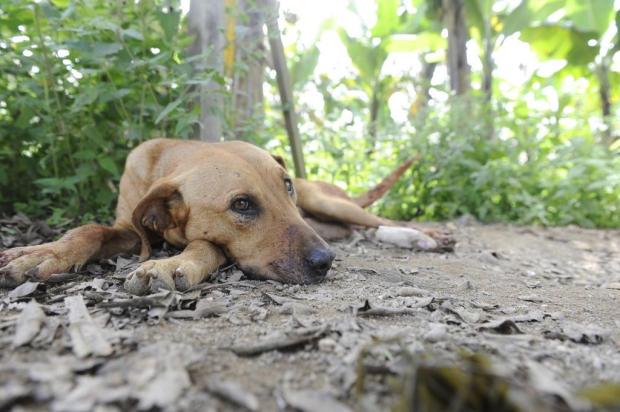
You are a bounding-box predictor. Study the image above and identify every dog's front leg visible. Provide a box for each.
[124,240,226,295]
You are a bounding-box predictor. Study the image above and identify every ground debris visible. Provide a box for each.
[478,318,523,334]
[230,325,329,356]
[65,295,112,357]
[12,299,46,347]
[7,281,46,300]
[393,353,586,412]
[97,289,171,309]
[356,299,430,317]
[168,298,227,319]
[207,379,260,411]
[282,389,352,412]
[2,220,620,411]
[544,321,610,345]
[49,343,195,411]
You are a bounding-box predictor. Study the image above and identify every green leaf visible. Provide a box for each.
[385,33,446,53]
[501,0,532,36]
[338,30,388,83]
[72,87,100,109]
[372,0,400,38]
[465,0,491,40]
[73,150,97,160]
[99,88,131,103]
[521,25,599,65]
[157,9,181,42]
[613,10,620,53]
[289,46,320,88]
[565,0,614,35]
[92,42,123,57]
[122,28,144,41]
[15,108,33,129]
[98,157,119,176]
[155,99,183,124]
[51,0,70,8]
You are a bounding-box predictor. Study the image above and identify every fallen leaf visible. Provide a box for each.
[208,380,259,411]
[65,295,113,357]
[8,281,44,300]
[12,300,46,347]
[282,389,352,412]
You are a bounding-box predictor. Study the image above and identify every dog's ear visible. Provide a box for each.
[131,181,188,261]
[271,154,287,170]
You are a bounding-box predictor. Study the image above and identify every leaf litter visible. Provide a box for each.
[0,217,619,411]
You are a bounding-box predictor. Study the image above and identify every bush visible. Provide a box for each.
[0,0,219,223]
[374,98,620,228]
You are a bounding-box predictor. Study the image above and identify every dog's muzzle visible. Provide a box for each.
[303,247,335,283]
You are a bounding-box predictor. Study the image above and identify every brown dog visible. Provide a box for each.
[0,138,438,294]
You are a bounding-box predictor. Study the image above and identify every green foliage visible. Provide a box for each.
[371,97,620,228]
[1,0,620,231]
[0,0,217,221]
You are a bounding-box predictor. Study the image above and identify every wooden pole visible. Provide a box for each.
[188,0,225,141]
[264,0,306,178]
[442,0,470,95]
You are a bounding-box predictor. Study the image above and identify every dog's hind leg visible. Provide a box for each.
[0,224,139,287]
[295,179,386,227]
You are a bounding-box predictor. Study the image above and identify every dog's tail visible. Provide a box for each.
[353,154,419,208]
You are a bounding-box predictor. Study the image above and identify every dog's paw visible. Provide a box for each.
[423,229,456,252]
[0,244,71,288]
[124,257,206,295]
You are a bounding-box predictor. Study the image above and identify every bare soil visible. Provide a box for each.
[1,216,619,411]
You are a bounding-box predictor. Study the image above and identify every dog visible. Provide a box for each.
[0,138,447,294]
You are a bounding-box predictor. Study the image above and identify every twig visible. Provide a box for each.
[229,325,329,356]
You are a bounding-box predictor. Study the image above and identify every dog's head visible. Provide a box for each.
[131,141,334,284]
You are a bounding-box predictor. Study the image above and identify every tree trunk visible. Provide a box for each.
[597,61,613,145]
[442,0,470,95]
[410,57,437,119]
[265,0,306,178]
[230,0,267,140]
[188,0,225,141]
[482,29,493,102]
[368,86,380,147]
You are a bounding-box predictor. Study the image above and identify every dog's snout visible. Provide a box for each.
[305,247,335,280]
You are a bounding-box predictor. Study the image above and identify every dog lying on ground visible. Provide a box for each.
[0,138,450,294]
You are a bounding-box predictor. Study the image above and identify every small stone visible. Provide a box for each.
[396,286,428,297]
[457,280,473,290]
[518,294,543,303]
[318,337,337,352]
[424,323,447,342]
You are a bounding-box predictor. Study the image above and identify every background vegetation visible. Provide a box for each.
[1,0,619,227]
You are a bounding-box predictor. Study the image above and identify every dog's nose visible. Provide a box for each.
[305,248,335,280]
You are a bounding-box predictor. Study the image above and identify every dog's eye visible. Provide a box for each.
[284,179,294,195]
[231,197,257,215]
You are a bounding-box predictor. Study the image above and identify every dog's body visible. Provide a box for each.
[0,138,439,294]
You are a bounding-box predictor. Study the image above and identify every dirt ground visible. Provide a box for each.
[1,215,619,411]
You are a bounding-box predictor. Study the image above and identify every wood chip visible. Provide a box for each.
[65,295,113,357]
